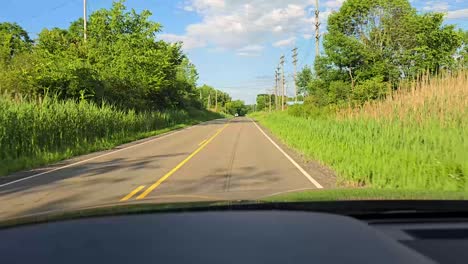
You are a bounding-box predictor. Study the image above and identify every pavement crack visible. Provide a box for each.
[224,125,242,192]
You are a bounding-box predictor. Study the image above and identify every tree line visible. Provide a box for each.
[0,0,233,112]
[292,0,467,112]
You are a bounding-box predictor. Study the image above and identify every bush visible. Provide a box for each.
[353,77,389,104]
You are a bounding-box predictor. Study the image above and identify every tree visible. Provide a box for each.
[197,84,231,110]
[296,66,313,95]
[256,94,268,111]
[324,0,462,83]
[298,0,465,108]
[0,0,226,112]
[225,100,248,116]
[0,22,32,63]
[455,30,468,69]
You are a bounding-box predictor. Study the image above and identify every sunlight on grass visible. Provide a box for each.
[252,71,468,192]
[0,94,223,176]
[263,188,468,202]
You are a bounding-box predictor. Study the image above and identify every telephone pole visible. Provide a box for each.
[275,68,280,110]
[292,47,298,103]
[280,55,285,111]
[83,0,87,41]
[314,0,320,58]
[275,68,279,110]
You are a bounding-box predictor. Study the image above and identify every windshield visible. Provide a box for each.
[0,0,467,221]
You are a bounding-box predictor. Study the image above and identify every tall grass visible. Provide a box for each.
[0,94,221,176]
[252,71,468,191]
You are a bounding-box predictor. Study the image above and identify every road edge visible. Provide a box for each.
[249,118,323,189]
[248,117,337,189]
[0,118,229,188]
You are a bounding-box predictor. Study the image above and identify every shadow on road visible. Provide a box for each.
[0,153,189,196]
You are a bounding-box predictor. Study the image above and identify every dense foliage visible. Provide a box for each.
[251,0,467,192]
[294,0,465,109]
[0,94,222,176]
[0,1,230,175]
[225,100,249,116]
[197,84,232,111]
[252,71,467,191]
[0,1,209,111]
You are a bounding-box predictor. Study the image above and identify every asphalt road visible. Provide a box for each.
[0,117,329,220]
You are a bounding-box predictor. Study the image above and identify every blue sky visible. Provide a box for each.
[1,0,467,104]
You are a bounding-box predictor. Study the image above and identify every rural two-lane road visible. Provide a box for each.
[0,117,331,220]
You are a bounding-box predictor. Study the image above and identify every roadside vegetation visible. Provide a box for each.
[264,188,468,202]
[253,71,467,191]
[0,0,240,176]
[253,0,468,193]
[0,94,222,176]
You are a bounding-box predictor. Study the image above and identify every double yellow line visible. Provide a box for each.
[120,124,229,202]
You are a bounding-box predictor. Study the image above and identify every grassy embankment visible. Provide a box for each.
[252,72,467,199]
[0,94,223,176]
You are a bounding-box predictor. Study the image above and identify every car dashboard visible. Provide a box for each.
[1,207,468,264]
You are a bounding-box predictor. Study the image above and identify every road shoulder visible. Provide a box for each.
[249,118,337,189]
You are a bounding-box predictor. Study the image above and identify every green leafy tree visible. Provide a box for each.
[0,22,32,63]
[197,84,231,110]
[296,66,313,95]
[300,0,464,109]
[455,30,468,68]
[225,100,248,116]
[256,94,268,111]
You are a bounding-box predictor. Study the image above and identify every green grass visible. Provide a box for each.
[250,111,467,192]
[0,95,223,176]
[263,188,468,202]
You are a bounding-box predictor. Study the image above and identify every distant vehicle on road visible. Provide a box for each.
[235,113,239,117]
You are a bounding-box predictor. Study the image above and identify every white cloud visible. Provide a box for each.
[166,0,348,54]
[158,33,206,50]
[184,0,226,13]
[169,1,323,53]
[324,0,345,9]
[273,37,296,47]
[303,33,313,39]
[236,52,260,57]
[447,8,468,19]
[236,44,264,56]
[237,44,264,52]
[423,1,450,12]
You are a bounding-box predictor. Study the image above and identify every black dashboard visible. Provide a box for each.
[2,209,466,263]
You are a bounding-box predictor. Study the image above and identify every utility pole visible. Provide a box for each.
[275,67,280,110]
[83,0,87,42]
[207,93,211,109]
[292,47,298,103]
[280,55,285,111]
[314,0,320,58]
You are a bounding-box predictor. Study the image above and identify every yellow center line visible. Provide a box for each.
[120,185,146,202]
[198,139,208,146]
[134,123,230,200]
